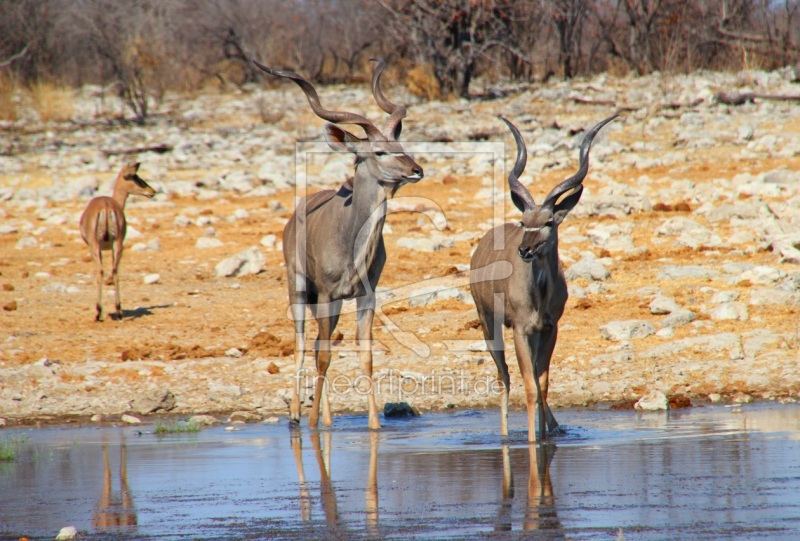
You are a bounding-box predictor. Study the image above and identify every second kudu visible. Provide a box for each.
[253,59,424,429]
[470,115,617,442]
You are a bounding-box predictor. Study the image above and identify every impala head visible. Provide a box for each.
[254,58,423,192]
[117,162,156,198]
[501,115,617,262]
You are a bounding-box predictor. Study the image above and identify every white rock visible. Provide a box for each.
[14,236,38,249]
[656,327,675,339]
[225,348,243,358]
[174,215,192,227]
[55,526,78,540]
[396,236,454,253]
[260,234,277,249]
[214,246,265,278]
[661,309,696,328]
[599,320,656,341]
[143,273,160,285]
[42,282,68,294]
[711,291,739,304]
[565,257,611,282]
[649,296,680,315]
[635,390,668,411]
[707,302,749,321]
[196,237,224,249]
[749,288,800,306]
[121,414,141,424]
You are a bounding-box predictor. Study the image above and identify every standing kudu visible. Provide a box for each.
[253,58,424,429]
[470,115,616,442]
[79,162,155,321]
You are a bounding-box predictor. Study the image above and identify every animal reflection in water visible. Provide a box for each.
[496,444,563,535]
[92,439,137,531]
[291,429,379,537]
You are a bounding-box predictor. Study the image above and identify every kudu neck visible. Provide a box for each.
[347,162,391,231]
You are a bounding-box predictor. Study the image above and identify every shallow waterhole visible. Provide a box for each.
[2,403,799,540]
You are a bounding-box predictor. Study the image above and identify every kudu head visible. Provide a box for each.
[117,162,156,198]
[253,59,423,193]
[501,115,617,262]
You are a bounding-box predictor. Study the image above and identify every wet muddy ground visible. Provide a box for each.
[2,403,799,540]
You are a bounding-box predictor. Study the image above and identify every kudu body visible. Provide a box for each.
[254,59,423,429]
[79,162,155,321]
[470,115,616,442]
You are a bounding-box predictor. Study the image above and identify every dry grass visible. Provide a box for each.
[29,80,74,123]
[405,63,443,101]
[0,75,19,121]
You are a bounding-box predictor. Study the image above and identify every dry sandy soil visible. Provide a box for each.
[1,71,799,427]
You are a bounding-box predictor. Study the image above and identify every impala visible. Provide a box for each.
[469,115,616,441]
[79,162,155,321]
[253,58,423,429]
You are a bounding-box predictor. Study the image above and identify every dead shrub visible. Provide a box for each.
[29,81,75,123]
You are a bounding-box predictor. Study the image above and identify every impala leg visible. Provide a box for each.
[512,327,539,442]
[357,294,381,430]
[309,298,340,428]
[481,307,509,438]
[289,293,307,424]
[92,248,105,322]
[111,239,123,320]
[534,327,559,433]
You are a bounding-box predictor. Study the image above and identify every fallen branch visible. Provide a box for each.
[101,144,174,156]
[570,95,616,106]
[715,91,800,106]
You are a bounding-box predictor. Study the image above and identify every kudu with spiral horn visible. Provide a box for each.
[469,115,617,442]
[253,58,423,430]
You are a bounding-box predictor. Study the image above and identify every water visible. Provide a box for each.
[1,404,799,540]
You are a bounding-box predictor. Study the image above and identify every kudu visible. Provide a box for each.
[253,58,424,429]
[469,115,616,442]
[79,162,155,321]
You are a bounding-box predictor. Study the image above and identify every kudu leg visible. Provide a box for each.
[533,328,559,433]
[366,431,379,536]
[524,443,558,532]
[309,299,341,428]
[312,431,339,528]
[513,327,541,442]
[481,309,510,438]
[290,296,307,424]
[494,443,515,532]
[357,295,381,430]
[290,427,311,520]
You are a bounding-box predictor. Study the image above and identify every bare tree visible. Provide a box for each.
[551,0,591,78]
[377,0,529,98]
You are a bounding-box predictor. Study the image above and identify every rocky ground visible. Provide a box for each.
[1,68,799,427]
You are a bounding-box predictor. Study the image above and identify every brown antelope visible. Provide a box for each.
[253,58,423,429]
[469,115,616,442]
[79,162,155,321]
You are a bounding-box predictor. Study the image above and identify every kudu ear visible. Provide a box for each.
[324,124,363,153]
[552,185,583,225]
